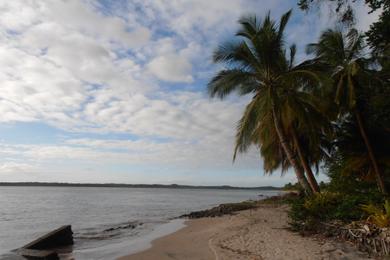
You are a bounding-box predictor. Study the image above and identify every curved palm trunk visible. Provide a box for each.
[272,107,312,194]
[355,110,388,196]
[291,128,320,193]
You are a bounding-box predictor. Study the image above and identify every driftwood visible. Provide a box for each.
[310,221,390,256]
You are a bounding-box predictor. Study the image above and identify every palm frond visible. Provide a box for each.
[236,14,259,39]
[278,9,292,40]
[213,41,260,70]
[208,69,257,99]
[233,95,262,160]
[289,44,297,69]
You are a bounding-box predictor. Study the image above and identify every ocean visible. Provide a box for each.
[0,186,281,259]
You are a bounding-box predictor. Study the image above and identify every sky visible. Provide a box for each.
[0,0,380,186]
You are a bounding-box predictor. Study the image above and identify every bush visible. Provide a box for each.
[288,195,310,230]
[332,194,369,220]
[288,191,380,231]
[287,156,386,232]
[303,192,342,219]
[362,200,390,227]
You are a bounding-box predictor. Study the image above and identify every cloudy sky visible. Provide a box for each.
[0,0,379,186]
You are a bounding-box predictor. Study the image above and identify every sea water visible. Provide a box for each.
[0,186,281,259]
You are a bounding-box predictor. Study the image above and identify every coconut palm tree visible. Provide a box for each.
[275,45,333,193]
[307,29,388,195]
[253,83,328,193]
[208,10,323,193]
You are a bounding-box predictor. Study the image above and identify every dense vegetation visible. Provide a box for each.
[207,0,390,239]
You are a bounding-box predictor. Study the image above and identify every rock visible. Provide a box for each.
[21,225,73,250]
[179,201,258,219]
[329,249,349,259]
[19,249,59,260]
[18,225,73,260]
[321,243,337,253]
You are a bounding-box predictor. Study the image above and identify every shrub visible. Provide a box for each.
[332,194,368,220]
[362,200,390,227]
[303,192,342,220]
[287,190,379,231]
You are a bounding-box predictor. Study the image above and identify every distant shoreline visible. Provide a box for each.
[0,182,282,190]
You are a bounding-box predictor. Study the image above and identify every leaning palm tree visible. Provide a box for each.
[254,96,326,193]
[208,10,323,193]
[275,45,333,193]
[307,29,388,195]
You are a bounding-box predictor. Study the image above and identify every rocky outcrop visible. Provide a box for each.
[180,201,258,219]
[18,225,73,260]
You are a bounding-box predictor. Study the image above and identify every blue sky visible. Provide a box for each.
[0,0,379,186]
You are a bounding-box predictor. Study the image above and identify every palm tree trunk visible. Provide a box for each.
[272,107,312,194]
[355,109,387,195]
[291,128,320,193]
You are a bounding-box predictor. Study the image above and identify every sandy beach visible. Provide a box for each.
[120,203,369,260]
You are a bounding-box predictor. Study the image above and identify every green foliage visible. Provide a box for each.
[288,195,308,226]
[288,191,377,228]
[282,182,302,191]
[306,28,367,110]
[308,26,390,195]
[286,0,390,230]
[288,150,386,231]
[333,195,368,220]
[362,200,390,227]
[207,9,330,193]
[297,0,390,59]
[297,191,366,222]
[303,192,342,218]
[207,2,390,230]
[322,82,390,188]
[298,0,389,23]
[366,9,390,54]
[298,0,389,13]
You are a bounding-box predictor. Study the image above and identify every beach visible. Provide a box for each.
[120,203,369,260]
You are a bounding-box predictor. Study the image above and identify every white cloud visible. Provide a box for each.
[147,53,193,83]
[0,162,37,174]
[0,0,379,185]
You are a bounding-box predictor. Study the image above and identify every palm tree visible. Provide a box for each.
[307,29,388,195]
[256,85,327,193]
[275,45,333,193]
[330,117,390,184]
[208,10,323,193]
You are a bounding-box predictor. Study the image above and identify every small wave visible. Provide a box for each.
[103,222,143,232]
[74,221,143,240]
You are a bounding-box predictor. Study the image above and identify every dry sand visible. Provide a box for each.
[119,204,370,260]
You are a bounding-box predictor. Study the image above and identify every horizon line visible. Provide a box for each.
[0,181,283,190]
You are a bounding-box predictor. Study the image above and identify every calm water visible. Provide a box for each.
[0,186,281,259]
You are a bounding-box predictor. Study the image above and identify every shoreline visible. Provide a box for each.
[119,203,369,260]
[73,219,186,260]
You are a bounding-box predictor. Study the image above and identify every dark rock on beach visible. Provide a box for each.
[179,200,258,219]
[18,225,73,260]
[21,225,73,250]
